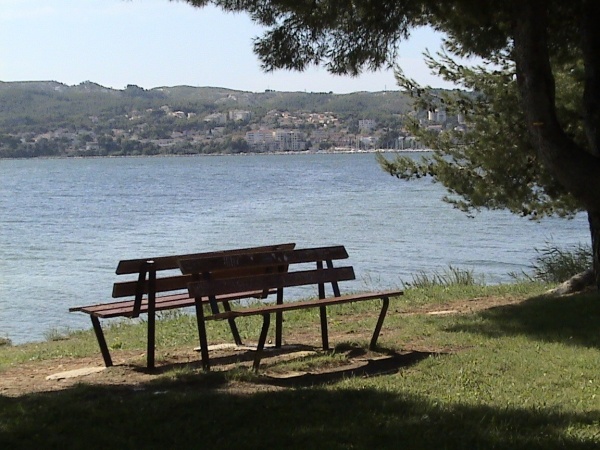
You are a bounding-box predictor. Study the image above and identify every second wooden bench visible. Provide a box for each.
[178,245,404,371]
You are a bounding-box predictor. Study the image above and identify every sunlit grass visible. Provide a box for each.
[0,281,551,368]
[1,281,599,449]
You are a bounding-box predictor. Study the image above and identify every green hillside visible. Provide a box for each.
[0,81,413,133]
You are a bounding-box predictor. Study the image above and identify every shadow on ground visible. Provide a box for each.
[129,343,320,376]
[262,349,433,388]
[445,291,600,348]
[131,343,430,388]
[1,373,598,450]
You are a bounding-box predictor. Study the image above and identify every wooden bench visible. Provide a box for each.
[179,245,404,371]
[69,243,295,369]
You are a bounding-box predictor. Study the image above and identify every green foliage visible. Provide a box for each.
[527,243,592,283]
[195,0,426,75]
[377,48,583,219]
[404,266,480,289]
[43,328,72,342]
[191,1,583,79]
[0,82,411,134]
[187,1,599,248]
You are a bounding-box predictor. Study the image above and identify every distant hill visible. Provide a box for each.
[0,81,414,133]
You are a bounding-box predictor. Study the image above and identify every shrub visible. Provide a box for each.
[404,266,480,289]
[524,243,591,283]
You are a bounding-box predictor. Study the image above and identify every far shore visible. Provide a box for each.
[0,148,430,161]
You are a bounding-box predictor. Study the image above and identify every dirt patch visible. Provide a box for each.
[400,295,526,316]
[0,295,523,397]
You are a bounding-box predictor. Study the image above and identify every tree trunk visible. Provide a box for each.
[512,1,600,208]
[581,0,600,157]
[512,1,600,289]
[546,268,594,297]
[589,209,600,288]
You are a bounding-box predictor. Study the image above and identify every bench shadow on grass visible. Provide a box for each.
[446,291,600,348]
[1,377,599,449]
[132,343,430,387]
[130,343,320,376]
[261,348,434,388]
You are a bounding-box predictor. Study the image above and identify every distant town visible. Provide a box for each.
[0,81,466,158]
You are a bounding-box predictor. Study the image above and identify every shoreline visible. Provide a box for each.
[0,148,430,161]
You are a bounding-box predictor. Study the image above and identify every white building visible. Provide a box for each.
[274,130,307,151]
[229,110,251,121]
[245,129,276,150]
[427,108,447,123]
[358,119,376,132]
[436,108,447,123]
[245,129,308,151]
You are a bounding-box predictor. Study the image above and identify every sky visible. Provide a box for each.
[1,0,456,94]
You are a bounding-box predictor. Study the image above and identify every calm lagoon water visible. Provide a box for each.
[0,152,589,344]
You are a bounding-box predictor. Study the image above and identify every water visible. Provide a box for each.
[0,153,589,344]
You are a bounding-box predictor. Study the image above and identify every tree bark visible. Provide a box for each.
[589,209,600,288]
[581,0,600,157]
[512,1,600,213]
[545,268,594,297]
[512,0,600,289]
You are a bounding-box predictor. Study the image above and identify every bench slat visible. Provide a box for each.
[116,243,295,274]
[179,245,348,275]
[187,266,355,298]
[112,266,286,298]
[112,274,191,298]
[70,293,187,313]
[206,290,404,320]
[73,289,279,318]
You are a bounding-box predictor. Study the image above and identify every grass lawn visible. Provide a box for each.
[1,282,599,449]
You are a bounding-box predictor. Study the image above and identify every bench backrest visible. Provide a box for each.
[111,243,295,317]
[180,245,354,302]
[112,243,296,299]
[114,242,297,275]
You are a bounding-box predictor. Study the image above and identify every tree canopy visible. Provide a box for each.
[376,48,583,220]
[186,0,600,284]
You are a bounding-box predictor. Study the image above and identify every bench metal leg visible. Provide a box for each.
[275,312,283,348]
[222,301,243,346]
[253,313,271,372]
[370,297,390,350]
[146,267,157,370]
[91,316,113,367]
[194,301,210,371]
[275,288,283,348]
[147,306,155,370]
[319,306,329,350]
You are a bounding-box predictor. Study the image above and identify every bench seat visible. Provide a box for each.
[69,243,295,369]
[206,290,401,320]
[70,289,278,319]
